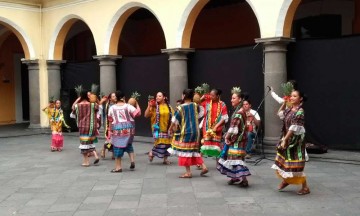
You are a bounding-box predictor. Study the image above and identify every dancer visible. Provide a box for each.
[168,89,208,178]
[144,92,174,164]
[73,90,100,167]
[108,90,141,173]
[42,99,70,152]
[200,89,228,158]
[217,87,251,187]
[271,89,310,195]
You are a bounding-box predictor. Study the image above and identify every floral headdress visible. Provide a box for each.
[231,86,241,95]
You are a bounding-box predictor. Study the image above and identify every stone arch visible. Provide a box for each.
[179,0,261,48]
[0,17,35,59]
[49,14,94,60]
[105,2,165,55]
[277,0,302,37]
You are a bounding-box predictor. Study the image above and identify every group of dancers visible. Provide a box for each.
[42,80,310,195]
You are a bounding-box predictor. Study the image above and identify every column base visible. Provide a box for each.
[263,136,280,146]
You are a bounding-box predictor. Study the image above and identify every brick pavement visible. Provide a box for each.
[0,134,360,216]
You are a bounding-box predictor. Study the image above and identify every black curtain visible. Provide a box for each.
[287,36,360,150]
[188,46,264,119]
[60,61,99,131]
[116,54,169,136]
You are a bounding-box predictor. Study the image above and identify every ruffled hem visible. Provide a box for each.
[289,125,305,135]
[271,164,306,178]
[167,148,201,157]
[218,158,247,169]
[217,163,251,179]
[79,144,96,149]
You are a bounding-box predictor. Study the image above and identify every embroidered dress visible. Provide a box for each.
[168,103,204,166]
[200,100,228,157]
[271,107,306,185]
[217,105,251,180]
[75,103,98,154]
[108,103,140,158]
[150,103,174,158]
[43,107,69,150]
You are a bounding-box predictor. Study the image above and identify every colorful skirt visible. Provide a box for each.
[51,133,63,150]
[200,138,222,157]
[217,144,251,180]
[152,143,171,158]
[168,140,203,167]
[271,149,306,185]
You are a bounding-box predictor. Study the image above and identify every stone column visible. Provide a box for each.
[161,48,194,106]
[254,37,294,146]
[46,60,66,100]
[93,55,122,95]
[22,59,41,129]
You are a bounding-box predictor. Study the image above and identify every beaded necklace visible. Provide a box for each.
[51,107,61,123]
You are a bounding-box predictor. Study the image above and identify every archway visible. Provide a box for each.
[0,25,29,125]
[108,7,167,136]
[185,0,262,111]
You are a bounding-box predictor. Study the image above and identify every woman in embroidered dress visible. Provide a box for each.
[217,88,251,187]
[271,90,310,195]
[108,90,141,173]
[200,89,228,158]
[100,92,116,159]
[168,89,208,178]
[144,92,174,164]
[42,100,70,152]
[73,90,100,167]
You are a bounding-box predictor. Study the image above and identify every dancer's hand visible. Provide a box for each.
[280,139,287,149]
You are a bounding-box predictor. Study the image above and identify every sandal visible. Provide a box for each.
[94,158,100,165]
[200,168,209,176]
[110,169,122,173]
[227,179,240,185]
[239,180,249,188]
[179,173,192,178]
[278,181,289,190]
[81,164,90,167]
[297,187,310,195]
[130,162,135,170]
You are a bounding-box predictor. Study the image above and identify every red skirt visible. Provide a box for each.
[178,156,203,166]
[51,134,64,149]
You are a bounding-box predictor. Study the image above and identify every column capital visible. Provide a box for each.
[255,37,295,44]
[46,60,66,65]
[21,59,39,65]
[93,55,122,61]
[161,48,195,55]
[21,59,39,69]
